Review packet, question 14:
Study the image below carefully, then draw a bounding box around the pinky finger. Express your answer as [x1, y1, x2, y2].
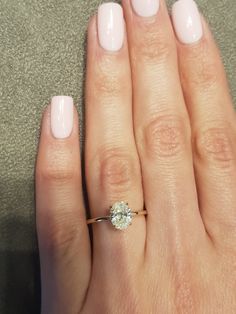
[36, 96, 91, 314]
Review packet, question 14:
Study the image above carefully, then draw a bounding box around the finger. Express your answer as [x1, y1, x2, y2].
[172, 0, 236, 247]
[85, 4, 145, 302]
[36, 96, 90, 314]
[122, 0, 205, 258]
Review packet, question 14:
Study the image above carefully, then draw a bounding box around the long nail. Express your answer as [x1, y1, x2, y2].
[98, 3, 124, 52]
[51, 96, 74, 139]
[132, 0, 160, 17]
[172, 0, 203, 44]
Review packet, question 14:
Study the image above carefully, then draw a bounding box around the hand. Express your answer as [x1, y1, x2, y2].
[36, 1, 236, 313]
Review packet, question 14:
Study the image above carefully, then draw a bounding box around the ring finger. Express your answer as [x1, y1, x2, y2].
[85, 3, 146, 305]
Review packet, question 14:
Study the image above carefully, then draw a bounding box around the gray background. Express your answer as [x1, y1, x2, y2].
[0, 0, 235, 313]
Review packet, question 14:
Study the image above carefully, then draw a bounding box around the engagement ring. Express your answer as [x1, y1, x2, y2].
[87, 201, 147, 230]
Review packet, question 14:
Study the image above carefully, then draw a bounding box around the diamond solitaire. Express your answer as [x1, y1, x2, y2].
[110, 201, 133, 230]
[86, 201, 147, 229]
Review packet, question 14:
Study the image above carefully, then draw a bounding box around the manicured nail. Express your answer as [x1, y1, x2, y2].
[172, 0, 203, 44]
[98, 3, 124, 52]
[131, 0, 160, 17]
[51, 96, 73, 139]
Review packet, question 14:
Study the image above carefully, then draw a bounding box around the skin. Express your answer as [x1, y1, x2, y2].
[36, 0, 236, 313]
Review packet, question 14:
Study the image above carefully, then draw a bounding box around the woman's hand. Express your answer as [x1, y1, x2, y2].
[36, 0, 236, 313]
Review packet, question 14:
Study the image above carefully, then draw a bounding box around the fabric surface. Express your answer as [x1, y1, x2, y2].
[0, 0, 235, 313]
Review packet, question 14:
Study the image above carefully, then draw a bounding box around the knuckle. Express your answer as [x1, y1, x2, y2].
[168, 250, 197, 313]
[134, 33, 173, 63]
[143, 114, 189, 159]
[99, 148, 137, 194]
[182, 42, 218, 90]
[94, 72, 123, 97]
[37, 145, 78, 183]
[171, 264, 196, 313]
[195, 126, 235, 168]
[94, 57, 129, 97]
[193, 62, 217, 90]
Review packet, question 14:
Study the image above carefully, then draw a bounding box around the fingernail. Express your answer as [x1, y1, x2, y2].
[131, 0, 160, 17]
[51, 96, 74, 139]
[172, 0, 203, 44]
[98, 3, 124, 52]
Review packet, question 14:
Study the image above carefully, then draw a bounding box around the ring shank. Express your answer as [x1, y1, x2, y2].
[132, 210, 147, 217]
[87, 216, 110, 225]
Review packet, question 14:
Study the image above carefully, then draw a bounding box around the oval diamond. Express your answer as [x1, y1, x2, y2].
[110, 201, 132, 230]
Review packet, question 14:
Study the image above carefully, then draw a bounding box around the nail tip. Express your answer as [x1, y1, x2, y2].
[51, 95, 73, 104]
[132, 0, 160, 18]
[98, 2, 123, 12]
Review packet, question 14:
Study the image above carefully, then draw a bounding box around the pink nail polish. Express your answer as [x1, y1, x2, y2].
[172, 0, 203, 44]
[132, 0, 160, 17]
[98, 3, 124, 52]
[51, 96, 73, 139]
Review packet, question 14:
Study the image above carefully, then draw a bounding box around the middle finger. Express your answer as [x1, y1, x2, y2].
[122, 0, 206, 260]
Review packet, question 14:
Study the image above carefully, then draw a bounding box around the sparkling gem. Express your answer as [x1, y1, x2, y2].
[110, 201, 133, 230]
